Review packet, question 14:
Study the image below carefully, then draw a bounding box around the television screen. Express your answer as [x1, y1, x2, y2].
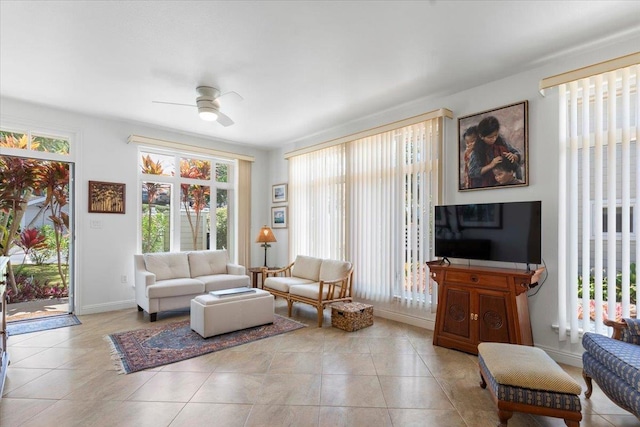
[434, 201, 541, 265]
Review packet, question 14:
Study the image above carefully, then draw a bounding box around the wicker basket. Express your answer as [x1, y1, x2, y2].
[331, 302, 373, 332]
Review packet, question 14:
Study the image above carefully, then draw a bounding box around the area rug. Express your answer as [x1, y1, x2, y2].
[7, 314, 81, 336]
[106, 314, 306, 374]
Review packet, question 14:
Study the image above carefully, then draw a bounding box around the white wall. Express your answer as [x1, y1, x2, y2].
[267, 35, 640, 365]
[1, 98, 271, 314]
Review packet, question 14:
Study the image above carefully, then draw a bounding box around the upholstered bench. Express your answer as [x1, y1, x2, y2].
[190, 288, 274, 338]
[478, 342, 582, 426]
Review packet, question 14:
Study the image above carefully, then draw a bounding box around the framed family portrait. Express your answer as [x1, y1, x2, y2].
[272, 183, 287, 203]
[458, 101, 528, 191]
[271, 206, 288, 229]
[88, 181, 126, 214]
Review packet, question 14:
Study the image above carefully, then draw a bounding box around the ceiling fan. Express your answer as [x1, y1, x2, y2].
[153, 86, 242, 127]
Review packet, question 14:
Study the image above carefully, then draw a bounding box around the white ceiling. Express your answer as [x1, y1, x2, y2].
[1, 1, 639, 149]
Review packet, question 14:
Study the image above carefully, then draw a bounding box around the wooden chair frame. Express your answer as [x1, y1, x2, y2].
[262, 262, 354, 327]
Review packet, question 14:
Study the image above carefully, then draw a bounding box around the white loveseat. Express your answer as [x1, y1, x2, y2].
[262, 255, 353, 327]
[134, 250, 250, 321]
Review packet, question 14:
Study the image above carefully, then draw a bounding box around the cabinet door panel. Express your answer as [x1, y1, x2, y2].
[477, 293, 510, 343]
[442, 288, 470, 339]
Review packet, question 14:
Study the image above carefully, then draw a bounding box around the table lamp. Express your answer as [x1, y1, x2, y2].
[255, 225, 277, 267]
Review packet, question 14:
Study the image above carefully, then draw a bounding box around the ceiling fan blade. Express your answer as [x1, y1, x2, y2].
[217, 91, 243, 103]
[152, 101, 196, 107]
[216, 110, 234, 127]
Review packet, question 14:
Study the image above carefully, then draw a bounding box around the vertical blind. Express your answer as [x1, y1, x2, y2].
[288, 113, 446, 310]
[289, 144, 346, 260]
[557, 64, 639, 342]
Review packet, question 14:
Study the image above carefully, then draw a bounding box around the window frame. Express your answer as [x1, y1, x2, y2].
[137, 146, 236, 255]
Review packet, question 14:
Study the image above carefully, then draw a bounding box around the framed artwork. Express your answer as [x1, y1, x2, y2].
[88, 181, 126, 214]
[272, 183, 287, 203]
[458, 100, 528, 191]
[456, 204, 502, 229]
[271, 206, 288, 229]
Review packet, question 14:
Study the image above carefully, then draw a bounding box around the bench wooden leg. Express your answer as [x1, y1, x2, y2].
[480, 371, 487, 389]
[498, 409, 512, 427]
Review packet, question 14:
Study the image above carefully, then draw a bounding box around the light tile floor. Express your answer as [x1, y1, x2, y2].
[1, 299, 638, 426]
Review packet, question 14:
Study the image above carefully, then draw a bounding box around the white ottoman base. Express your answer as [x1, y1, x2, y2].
[190, 289, 274, 338]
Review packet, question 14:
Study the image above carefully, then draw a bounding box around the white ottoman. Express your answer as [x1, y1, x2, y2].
[190, 288, 274, 338]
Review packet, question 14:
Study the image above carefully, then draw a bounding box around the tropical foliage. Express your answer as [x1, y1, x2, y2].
[578, 263, 637, 305]
[0, 132, 70, 294]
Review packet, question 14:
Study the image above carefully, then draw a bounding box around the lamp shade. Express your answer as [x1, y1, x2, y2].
[255, 225, 277, 243]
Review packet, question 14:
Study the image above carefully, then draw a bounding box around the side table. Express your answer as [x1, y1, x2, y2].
[248, 267, 264, 288]
[248, 267, 281, 289]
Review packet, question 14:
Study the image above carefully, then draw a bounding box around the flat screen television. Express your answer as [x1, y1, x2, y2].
[434, 201, 542, 265]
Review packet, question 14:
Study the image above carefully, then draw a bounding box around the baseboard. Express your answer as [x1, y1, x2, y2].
[77, 299, 137, 315]
[535, 344, 584, 368]
[373, 307, 435, 331]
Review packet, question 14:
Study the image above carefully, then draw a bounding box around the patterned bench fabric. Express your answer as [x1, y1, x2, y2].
[583, 352, 640, 417]
[479, 356, 582, 412]
[582, 332, 640, 394]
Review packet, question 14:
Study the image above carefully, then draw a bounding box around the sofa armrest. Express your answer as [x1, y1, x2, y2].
[318, 273, 353, 301]
[136, 270, 156, 287]
[227, 263, 246, 275]
[134, 254, 156, 287]
[263, 262, 294, 278]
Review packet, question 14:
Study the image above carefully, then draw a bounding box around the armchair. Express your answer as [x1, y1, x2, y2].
[582, 318, 640, 418]
[262, 255, 354, 327]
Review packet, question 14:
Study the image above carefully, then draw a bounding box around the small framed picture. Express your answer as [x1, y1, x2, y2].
[458, 101, 528, 191]
[272, 183, 287, 203]
[88, 181, 126, 214]
[271, 206, 288, 229]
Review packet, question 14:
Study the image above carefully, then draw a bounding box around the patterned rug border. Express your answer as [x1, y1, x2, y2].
[7, 314, 81, 336]
[106, 314, 306, 374]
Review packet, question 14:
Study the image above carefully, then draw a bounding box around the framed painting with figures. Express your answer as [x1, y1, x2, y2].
[458, 101, 528, 191]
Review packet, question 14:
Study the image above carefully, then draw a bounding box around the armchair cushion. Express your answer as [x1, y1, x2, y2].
[622, 318, 640, 345]
[292, 255, 322, 281]
[144, 252, 190, 281]
[188, 250, 228, 277]
[289, 283, 342, 300]
[319, 259, 352, 282]
[264, 276, 315, 293]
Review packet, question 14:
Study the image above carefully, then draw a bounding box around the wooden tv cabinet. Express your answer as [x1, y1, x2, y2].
[428, 262, 544, 355]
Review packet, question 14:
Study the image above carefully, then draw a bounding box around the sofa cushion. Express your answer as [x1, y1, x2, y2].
[319, 259, 352, 282]
[188, 250, 228, 277]
[146, 278, 204, 299]
[264, 276, 315, 293]
[292, 255, 322, 281]
[582, 332, 640, 394]
[144, 252, 191, 281]
[198, 274, 251, 292]
[289, 283, 342, 300]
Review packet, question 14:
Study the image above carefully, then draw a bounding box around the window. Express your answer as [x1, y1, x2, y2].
[138, 149, 235, 254]
[288, 111, 448, 309]
[592, 202, 635, 236]
[555, 62, 638, 341]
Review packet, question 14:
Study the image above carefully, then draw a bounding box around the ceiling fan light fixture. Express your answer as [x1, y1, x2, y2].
[198, 106, 219, 122]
